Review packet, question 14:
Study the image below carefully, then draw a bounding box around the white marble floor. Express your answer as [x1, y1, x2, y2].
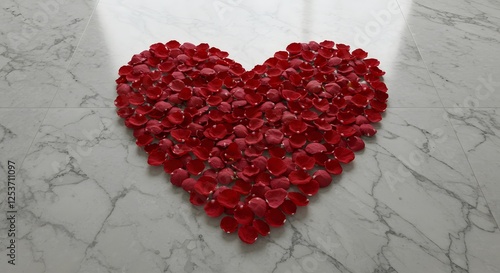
[1, 0, 500, 272]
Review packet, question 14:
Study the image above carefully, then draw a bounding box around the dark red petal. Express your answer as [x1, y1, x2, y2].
[360, 124, 377, 136]
[234, 205, 255, 225]
[347, 136, 365, 151]
[194, 176, 217, 196]
[294, 154, 315, 170]
[297, 179, 320, 196]
[288, 192, 309, 206]
[207, 95, 223, 106]
[192, 146, 210, 160]
[289, 120, 307, 134]
[181, 178, 197, 192]
[170, 129, 191, 142]
[220, 216, 239, 233]
[280, 199, 297, 215]
[204, 199, 224, 217]
[242, 165, 260, 177]
[267, 157, 287, 176]
[351, 94, 368, 107]
[289, 134, 307, 148]
[289, 170, 312, 185]
[313, 170, 332, 188]
[167, 111, 184, 124]
[245, 132, 263, 145]
[286, 42, 302, 54]
[147, 150, 166, 166]
[269, 147, 286, 158]
[270, 177, 290, 190]
[163, 159, 183, 174]
[325, 159, 343, 175]
[324, 130, 341, 144]
[234, 124, 249, 137]
[170, 169, 189, 187]
[252, 219, 271, 236]
[238, 225, 258, 244]
[264, 208, 287, 227]
[216, 168, 234, 185]
[265, 129, 284, 145]
[247, 118, 265, 131]
[264, 188, 288, 209]
[282, 89, 301, 101]
[187, 159, 205, 175]
[189, 191, 207, 206]
[306, 80, 322, 94]
[365, 109, 382, 122]
[170, 79, 185, 92]
[334, 147, 355, 163]
[247, 197, 268, 218]
[245, 93, 263, 106]
[233, 179, 252, 195]
[217, 189, 240, 208]
[128, 115, 148, 126]
[305, 143, 327, 154]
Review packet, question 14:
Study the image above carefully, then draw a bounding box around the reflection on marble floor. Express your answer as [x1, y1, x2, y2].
[0, 0, 500, 272]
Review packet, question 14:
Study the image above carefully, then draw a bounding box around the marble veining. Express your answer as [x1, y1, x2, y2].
[0, 0, 499, 272]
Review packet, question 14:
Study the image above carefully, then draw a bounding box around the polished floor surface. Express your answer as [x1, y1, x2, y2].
[1, 0, 500, 272]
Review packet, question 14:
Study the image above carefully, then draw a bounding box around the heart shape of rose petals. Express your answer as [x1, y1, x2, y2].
[115, 40, 388, 244]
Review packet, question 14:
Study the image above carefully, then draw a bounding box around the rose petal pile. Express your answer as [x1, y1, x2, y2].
[115, 40, 388, 244]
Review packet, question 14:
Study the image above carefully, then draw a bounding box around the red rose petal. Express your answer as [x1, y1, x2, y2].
[170, 169, 189, 187]
[245, 132, 263, 145]
[286, 42, 302, 54]
[267, 157, 287, 176]
[297, 179, 320, 196]
[280, 199, 297, 215]
[238, 225, 258, 244]
[253, 219, 271, 236]
[282, 89, 301, 101]
[204, 199, 224, 217]
[289, 120, 308, 134]
[247, 197, 268, 218]
[347, 136, 365, 151]
[288, 192, 309, 206]
[187, 159, 205, 175]
[220, 216, 239, 233]
[147, 150, 166, 166]
[264, 129, 284, 145]
[233, 179, 252, 195]
[264, 188, 288, 209]
[270, 177, 290, 190]
[313, 170, 332, 188]
[360, 124, 377, 136]
[294, 154, 316, 170]
[171, 129, 191, 142]
[289, 170, 312, 185]
[189, 191, 207, 206]
[163, 159, 183, 174]
[334, 147, 355, 163]
[234, 205, 255, 225]
[194, 176, 217, 196]
[325, 159, 343, 175]
[181, 178, 197, 192]
[289, 134, 307, 148]
[264, 208, 286, 227]
[305, 143, 327, 154]
[217, 189, 240, 208]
